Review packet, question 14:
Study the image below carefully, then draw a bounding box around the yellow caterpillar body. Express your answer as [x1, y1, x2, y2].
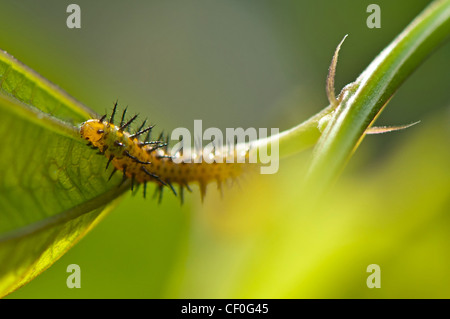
[80, 104, 250, 202]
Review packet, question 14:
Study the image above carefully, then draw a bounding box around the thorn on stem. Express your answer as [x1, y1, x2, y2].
[365, 121, 421, 135]
[326, 34, 348, 108]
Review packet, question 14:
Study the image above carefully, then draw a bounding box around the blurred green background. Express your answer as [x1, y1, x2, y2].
[1, 0, 449, 298]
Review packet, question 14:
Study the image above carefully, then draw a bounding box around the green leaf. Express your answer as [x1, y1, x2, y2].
[0, 93, 128, 297]
[0, 50, 95, 125]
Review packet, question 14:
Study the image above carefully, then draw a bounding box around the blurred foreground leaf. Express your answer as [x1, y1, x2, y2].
[168, 112, 450, 298]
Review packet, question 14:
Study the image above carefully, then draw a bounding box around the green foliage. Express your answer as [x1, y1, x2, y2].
[0, 50, 94, 124]
[0, 58, 128, 297]
[307, 0, 450, 192]
[0, 0, 449, 298]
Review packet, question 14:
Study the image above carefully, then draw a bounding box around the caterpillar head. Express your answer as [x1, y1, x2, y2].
[80, 119, 106, 143]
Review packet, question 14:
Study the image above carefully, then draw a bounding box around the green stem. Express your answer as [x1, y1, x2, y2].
[250, 104, 333, 160]
[306, 0, 450, 191]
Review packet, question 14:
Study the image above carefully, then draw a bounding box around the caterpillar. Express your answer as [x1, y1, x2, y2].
[80, 102, 253, 203]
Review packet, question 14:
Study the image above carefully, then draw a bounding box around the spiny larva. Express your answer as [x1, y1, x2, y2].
[80, 102, 253, 203]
